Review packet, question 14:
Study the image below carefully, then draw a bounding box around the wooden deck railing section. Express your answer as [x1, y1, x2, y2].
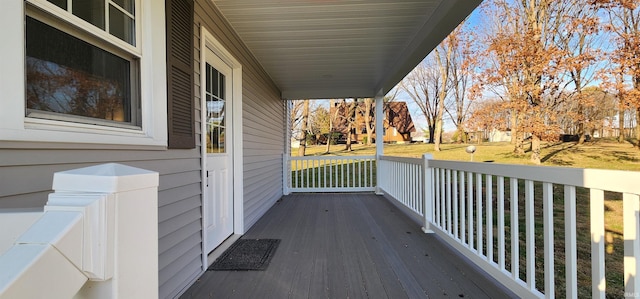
[378, 154, 640, 299]
[0, 164, 158, 299]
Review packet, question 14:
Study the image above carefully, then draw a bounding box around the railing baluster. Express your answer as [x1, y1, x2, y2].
[591, 189, 605, 299]
[468, 172, 474, 250]
[564, 185, 577, 299]
[460, 171, 466, 245]
[542, 182, 554, 298]
[476, 173, 483, 256]
[510, 177, 519, 280]
[486, 174, 493, 263]
[313, 159, 318, 188]
[497, 176, 505, 270]
[451, 170, 460, 240]
[453, 170, 459, 239]
[351, 159, 355, 188]
[624, 192, 640, 297]
[442, 169, 447, 229]
[447, 169, 452, 234]
[525, 180, 535, 290]
[434, 167, 440, 227]
[306, 159, 310, 188]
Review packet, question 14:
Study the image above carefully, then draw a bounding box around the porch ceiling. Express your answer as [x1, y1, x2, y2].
[212, 0, 482, 100]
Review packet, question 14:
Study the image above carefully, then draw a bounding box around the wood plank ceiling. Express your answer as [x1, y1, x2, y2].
[212, 0, 482, 99]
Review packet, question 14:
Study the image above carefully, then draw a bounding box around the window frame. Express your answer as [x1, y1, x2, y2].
[0, 0, 168, 148]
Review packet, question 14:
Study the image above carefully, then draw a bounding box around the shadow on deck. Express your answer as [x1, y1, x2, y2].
[181, 193, 513, 298]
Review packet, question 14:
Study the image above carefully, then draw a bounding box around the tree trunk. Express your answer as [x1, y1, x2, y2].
[531, 134, 541, 164]
[510, 112, 518, 145]
[428, 125, 435, 144]
[511, 112, 525, 155]
[619, 105, 626, 143]
[577, 100, 586, 144]
[325, 100, 337, 154]
[636, 107, 640, 149]
[434, 114, 444, 151]
[577, 121, 586, 144]
[364, 98, 373, 145]
[346, 123, 353, 151]
[298, 100, 309, 156]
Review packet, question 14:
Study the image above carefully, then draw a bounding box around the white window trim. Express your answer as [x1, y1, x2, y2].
[0, 0, 167, 147]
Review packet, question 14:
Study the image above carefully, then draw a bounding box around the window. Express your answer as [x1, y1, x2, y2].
[205, 64, 226, 153]
[0, 0, 166, 146]
[25, 1, 140, 129]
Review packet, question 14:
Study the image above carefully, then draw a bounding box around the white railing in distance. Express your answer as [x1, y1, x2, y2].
[288, 155, 376, 192]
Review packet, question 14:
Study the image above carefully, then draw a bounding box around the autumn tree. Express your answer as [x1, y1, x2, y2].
[445, 29, 476, 144]
[553, 1, 602, 144]
[596, 0, 640, 148]
[467, 99, 511, 138]
[401, 56, 445, 144]
[479, 0, 577, 164]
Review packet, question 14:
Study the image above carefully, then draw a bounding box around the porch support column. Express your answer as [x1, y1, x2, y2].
[375, 92, 384, 195]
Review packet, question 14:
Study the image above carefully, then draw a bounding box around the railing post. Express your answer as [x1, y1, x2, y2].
[375, 93, 384, 195]
[283, 152, 290, 195]
[422, 154, 434, 233]
[53, 163, 159, 299]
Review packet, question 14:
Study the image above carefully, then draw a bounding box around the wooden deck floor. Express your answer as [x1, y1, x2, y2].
[181, 193, 513, 299]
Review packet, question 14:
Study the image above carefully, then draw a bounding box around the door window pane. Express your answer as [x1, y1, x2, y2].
[206, 63, 226, 153]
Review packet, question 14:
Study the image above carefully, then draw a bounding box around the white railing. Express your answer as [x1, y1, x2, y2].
[285, 154, 376, 193]
[0, 163, 159, 299]
[378, 155, 426, 224]
[378, 154, 640, 299]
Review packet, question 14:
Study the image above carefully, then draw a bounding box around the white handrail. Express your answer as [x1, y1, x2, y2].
[379, 155, 640, 298]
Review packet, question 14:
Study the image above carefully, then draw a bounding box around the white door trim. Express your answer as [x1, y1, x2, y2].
[200, 26, 244, 269]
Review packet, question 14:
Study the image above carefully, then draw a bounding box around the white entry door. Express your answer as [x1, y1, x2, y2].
[203, 48, 234, 253]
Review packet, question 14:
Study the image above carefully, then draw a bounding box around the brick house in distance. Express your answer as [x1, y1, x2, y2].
[331, 101, 416, 144]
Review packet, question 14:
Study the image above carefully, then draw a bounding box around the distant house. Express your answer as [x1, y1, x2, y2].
[330, 101, 416, 144]
[488, 129, 512, 142]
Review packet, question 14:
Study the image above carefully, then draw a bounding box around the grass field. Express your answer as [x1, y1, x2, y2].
[297, 138, 640, 171]
[293, 138, 640, 297]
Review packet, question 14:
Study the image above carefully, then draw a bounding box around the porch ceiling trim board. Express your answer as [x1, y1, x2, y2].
[212, 0, 483, 99]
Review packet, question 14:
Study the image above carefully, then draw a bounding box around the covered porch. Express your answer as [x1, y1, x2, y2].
[181, 193, 512, 298]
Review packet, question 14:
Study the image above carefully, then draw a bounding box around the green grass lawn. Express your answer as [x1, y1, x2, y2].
[297, 138, 640, 171]
[294, 138, 640, 297]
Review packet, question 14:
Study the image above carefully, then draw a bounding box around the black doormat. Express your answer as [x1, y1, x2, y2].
[208, 239, 280, 271]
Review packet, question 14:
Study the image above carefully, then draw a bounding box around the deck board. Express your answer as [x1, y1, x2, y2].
[181, 193, 513, 299]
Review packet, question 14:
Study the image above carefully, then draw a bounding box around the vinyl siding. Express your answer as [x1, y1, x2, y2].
[0, 2, 285, 299]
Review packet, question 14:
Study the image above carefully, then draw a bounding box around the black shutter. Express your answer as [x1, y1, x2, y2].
[166, 0, 195, 149]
